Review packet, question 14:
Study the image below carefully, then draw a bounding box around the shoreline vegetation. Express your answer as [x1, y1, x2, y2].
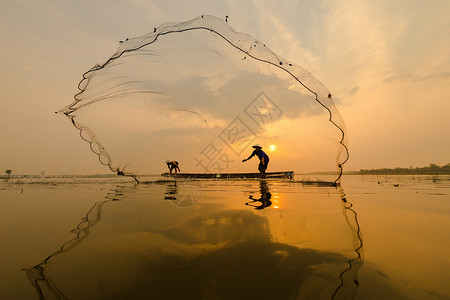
[0, 174, 127, 179]
[305, 163, 450, 175]
[2, 163, 449, 179]
[347, 163, 450, 175]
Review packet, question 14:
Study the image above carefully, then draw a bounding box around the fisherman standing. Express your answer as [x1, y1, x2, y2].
[242, 144, 269, 178]
[166, 160, 180, 175]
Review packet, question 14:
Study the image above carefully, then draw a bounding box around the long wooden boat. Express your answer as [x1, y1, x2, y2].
[161, 171, 294, 179]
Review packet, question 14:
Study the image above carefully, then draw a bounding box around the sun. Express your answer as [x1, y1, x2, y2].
[269, 145, 276, 151]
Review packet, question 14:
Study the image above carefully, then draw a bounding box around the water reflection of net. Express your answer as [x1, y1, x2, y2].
[331, 189, 364, 299]
[24, 186, 130, 299]
[25, 181, 362, 299]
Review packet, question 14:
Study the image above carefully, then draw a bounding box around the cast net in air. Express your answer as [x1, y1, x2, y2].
[60, 15, 348, 183]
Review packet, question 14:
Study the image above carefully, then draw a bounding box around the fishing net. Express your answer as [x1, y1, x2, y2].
[60, 15, 348, 183]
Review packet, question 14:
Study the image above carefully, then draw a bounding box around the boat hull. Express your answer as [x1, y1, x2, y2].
[161, 171, 294, 179]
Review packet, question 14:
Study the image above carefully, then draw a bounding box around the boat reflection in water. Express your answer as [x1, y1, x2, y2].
[25, 180, 363, 299]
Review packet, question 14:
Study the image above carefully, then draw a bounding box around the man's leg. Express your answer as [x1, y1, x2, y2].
[262, 161, 269, 178]
[258, 163, 266, 178]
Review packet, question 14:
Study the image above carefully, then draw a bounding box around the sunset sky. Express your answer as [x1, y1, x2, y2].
[1, 0, 449, 175]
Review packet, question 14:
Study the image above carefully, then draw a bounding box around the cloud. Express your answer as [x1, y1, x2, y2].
[349, 86, 359, 96]
[383, 72, 450, 83]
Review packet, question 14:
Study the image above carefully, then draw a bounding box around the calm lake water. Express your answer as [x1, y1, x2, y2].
[0, 175, 449, 299]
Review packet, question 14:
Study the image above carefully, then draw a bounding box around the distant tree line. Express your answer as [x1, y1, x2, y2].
[348, 163, 450, 175]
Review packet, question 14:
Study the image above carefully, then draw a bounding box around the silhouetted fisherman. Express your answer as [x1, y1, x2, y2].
[242, 144, 269, 178]
[166, 160, 180, 175]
